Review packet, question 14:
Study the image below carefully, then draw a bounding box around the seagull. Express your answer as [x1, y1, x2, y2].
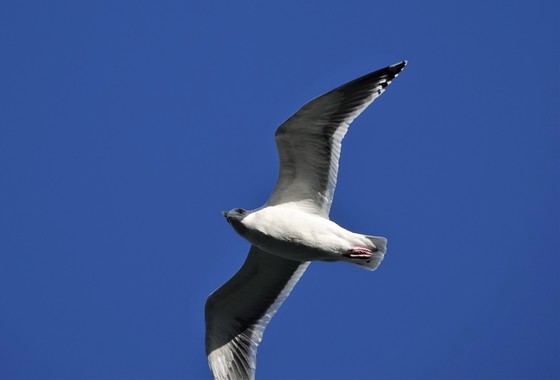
[205, 61, 407, 379]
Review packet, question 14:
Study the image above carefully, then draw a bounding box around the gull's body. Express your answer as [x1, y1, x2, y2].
[205, 61, 407, 379]
[233, 204, 384, 264]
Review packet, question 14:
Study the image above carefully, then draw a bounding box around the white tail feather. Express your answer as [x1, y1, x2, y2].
[348, 235, 387, 271]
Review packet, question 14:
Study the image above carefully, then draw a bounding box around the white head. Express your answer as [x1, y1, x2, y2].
[222, 208, 249, 235]
[222, 208, 248, 221]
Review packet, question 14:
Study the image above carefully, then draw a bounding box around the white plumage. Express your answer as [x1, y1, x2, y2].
[205, 61, 407, 379]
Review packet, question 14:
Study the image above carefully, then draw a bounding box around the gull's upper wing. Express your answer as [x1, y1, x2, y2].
[205, 246, 309, 380]
[267, 61, 407, 216]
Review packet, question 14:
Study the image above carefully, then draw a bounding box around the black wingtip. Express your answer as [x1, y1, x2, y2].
[390, 60, 408, 72]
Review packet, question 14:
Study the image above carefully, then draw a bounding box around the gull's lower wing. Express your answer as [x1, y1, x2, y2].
[205, 246, 309, 380]
[267, 61, 407, 216]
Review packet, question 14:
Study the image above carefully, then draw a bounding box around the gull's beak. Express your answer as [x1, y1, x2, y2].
[222, 211, 231, 224]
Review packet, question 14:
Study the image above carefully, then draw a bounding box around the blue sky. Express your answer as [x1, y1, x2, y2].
[0, 1, 558, 379]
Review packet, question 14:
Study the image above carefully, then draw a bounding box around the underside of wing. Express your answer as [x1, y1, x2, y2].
[267, 61, 407, 216]
[205, 246, 309, 380]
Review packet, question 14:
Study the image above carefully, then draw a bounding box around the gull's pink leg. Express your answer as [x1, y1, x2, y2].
[344, 247, 373, 259]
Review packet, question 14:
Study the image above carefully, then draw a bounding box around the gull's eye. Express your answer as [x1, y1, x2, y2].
[235, 208, 244, 214]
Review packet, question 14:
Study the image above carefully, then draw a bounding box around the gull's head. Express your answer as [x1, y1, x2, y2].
[222, 208, 249, 236]
[222, 208, 248, 224]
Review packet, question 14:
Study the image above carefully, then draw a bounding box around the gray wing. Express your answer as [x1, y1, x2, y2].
[205, 246, 309, 380]
[267, 61, 407, 216]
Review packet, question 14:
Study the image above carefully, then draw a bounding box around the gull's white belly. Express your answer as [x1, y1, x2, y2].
[240, 205, 370, 262]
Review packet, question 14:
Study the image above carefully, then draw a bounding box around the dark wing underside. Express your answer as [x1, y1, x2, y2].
[267, 61, 407, 216]
[205, 246, 309, 380]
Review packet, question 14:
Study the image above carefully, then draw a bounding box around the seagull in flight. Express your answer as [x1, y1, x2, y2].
[205, 61, 407, 379]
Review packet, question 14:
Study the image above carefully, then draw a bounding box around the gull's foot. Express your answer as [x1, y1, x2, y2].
[344, 247, 373, 259]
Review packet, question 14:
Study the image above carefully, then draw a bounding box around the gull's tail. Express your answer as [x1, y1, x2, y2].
[350, 235, 387, 271]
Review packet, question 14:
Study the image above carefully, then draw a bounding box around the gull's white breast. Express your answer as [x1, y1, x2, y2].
[241, 204, 372, 261]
